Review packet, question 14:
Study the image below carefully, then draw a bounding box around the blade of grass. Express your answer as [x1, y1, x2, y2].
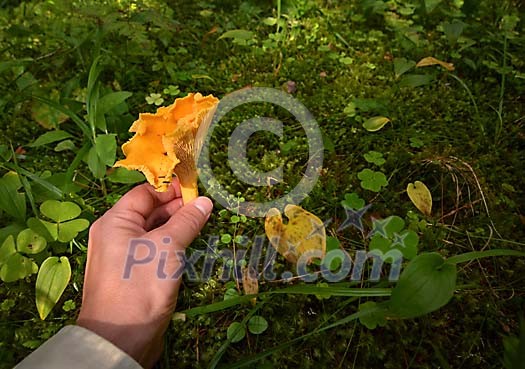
[183, 285, 391, 317]
[446, 249, 525, 265]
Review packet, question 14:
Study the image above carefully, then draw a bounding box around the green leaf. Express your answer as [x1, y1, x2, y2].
[393, 58, 416, 77]
[87, 146, 106, 179]
[27, 218, 58, 242]
[358, 301, 387, 329]
[227, 322, 246, 343]
[389, 253, 456, 318]
[95, 134, 117, 166]
[442, 21, 466, 45]
[0, 144, 12, 161]
[0, 171, 26, 221]
[362, 116, 390, 132]
[107, 167, 145, 184]
[399, 74, 434, 88]
[16, 228, 47, 254]
[407, 181, 432, 216]
[424, 0, 442, 12]
[36, 256, 71, 320]
[364, 151, 385, 166]
[29, 130, 73, 147]
[219, 29, 255, 41]
[0, 253, 37, 282]
[41, 200, 81, 223]
[98, 91, 132, 115]
[341, 193, 365, 210]
[57, 219, 90, 242]
[54, 139, 76, 152]
[446, 249, 525, 265]
[0, 236, 17, 265]
[248, 316, 268, 334]
[357, 169, 388, 192]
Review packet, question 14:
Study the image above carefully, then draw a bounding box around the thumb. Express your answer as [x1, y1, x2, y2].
[151, 196, 213, 249]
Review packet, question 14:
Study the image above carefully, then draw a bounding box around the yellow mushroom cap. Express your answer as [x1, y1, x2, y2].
[114, 93, 219, 192]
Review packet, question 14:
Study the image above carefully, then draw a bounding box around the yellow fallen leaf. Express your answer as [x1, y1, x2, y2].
[407, 181, 432, 216]
[416, 56, 455, 71]
[264, 205, 326, 264]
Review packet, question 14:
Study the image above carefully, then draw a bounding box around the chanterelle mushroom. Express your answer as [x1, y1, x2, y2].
[115, 93, 219, 203]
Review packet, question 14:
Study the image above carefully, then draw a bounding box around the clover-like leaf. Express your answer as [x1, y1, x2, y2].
[17, 228, 47, 254]
[364, 151, 385, 166]
[369, 216, 419, 260]
[358, 169, 388, 192]
[265, 205, 326, 264]
[41, 200, 82, 223]
[57, 219, 90, 243]
[0, 253, 37, 283]
[36, 256, 71, 320]
[145, 93, 164, 106]
[341, 192, 365, 210]
[358, 301, 388, 329]
[27, 218, 58, 242]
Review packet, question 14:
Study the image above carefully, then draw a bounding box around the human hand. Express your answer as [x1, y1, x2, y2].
[77, 180, 213, 368]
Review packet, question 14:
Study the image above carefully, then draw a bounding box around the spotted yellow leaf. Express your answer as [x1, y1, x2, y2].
[407, 181, 432, 216]
[264, 205, 326, 264]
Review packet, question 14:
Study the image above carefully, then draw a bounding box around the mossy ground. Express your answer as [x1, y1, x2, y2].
[1, 0, 524, 368]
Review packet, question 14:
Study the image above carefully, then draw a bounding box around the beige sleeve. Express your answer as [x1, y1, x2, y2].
[14, 325, 142, 369]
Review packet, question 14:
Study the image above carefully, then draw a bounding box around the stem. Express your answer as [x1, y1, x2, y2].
[177, 171, 199, 204]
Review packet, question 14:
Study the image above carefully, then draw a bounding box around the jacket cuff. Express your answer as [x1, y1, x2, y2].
[15, 325, 142, 369]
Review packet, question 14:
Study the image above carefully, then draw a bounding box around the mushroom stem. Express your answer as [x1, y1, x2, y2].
[179, 176, 198, 204]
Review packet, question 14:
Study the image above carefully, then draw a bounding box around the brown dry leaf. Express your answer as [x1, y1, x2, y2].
[416, 56, 455, 71]
[242, 266, 258, 305]
[264, 205, 326, 264]
[114, 93, 218, 199]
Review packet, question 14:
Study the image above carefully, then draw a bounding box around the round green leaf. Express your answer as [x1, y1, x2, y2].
[389, 253, 456, 318]
[221, 234, 232, 244]
[227, 322, 246, 343]
[363, 116, 390, 132]
[16, 228, 47, 254]
[41, 200, 81, 222]
[248, 316, 268, 335]
[36, 256, 71, 320]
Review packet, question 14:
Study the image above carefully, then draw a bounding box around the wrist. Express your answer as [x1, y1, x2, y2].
[76, 316, 156, 365]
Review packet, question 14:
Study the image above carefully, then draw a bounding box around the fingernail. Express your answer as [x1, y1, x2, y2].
[194, 197, 213, 216]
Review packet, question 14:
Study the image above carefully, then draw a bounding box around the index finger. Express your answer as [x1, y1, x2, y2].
[110, 177, 182, 221]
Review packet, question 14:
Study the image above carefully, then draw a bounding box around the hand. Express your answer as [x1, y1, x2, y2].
[77, 180, 213, 368]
